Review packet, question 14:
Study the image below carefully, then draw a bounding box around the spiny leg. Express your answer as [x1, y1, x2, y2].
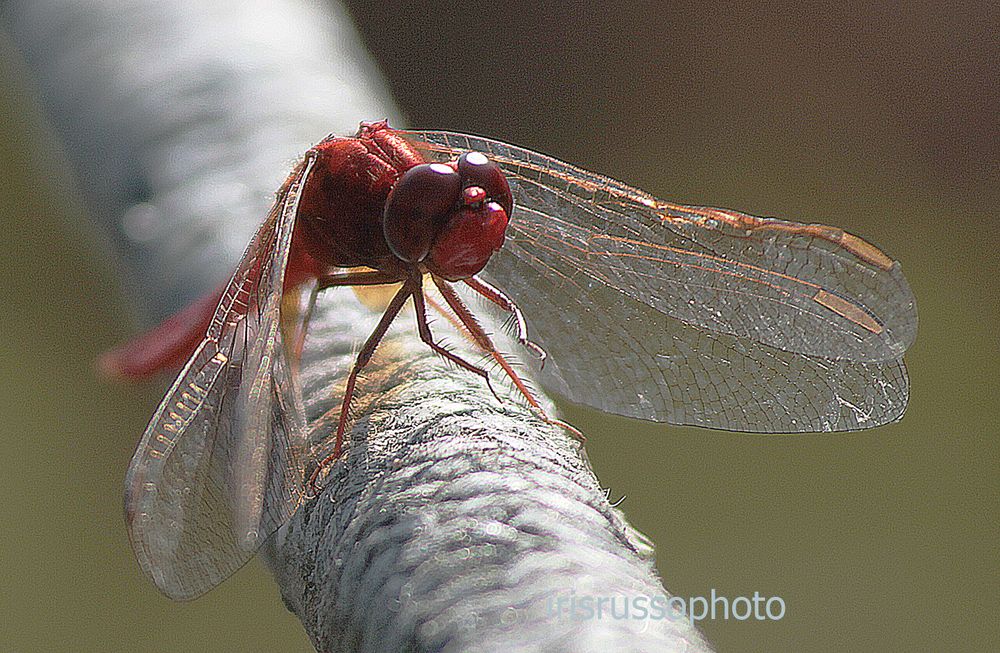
[411, 285, 499, 401]
[316, 268, 406, 291]
[306, 279, 414, 493]
[293, 268, 405, 365]
[422, 294, 523, 408]
[464, 274, 547, 366]
[425, 293, 470, 337]
[290, 280, 320, 366]
[432, 275, 584, 442]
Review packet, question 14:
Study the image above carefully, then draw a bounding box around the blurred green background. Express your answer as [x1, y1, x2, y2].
[1, 1, 996, 651]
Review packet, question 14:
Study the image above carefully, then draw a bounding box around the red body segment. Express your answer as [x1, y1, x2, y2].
[294, 128, 408, 272]
[102, 121, 514, 381]
[98, 284, 221, 381]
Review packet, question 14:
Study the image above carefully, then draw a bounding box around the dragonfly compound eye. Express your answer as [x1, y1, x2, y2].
[383, 163, 463, 263]
[458, 152, 513, 217]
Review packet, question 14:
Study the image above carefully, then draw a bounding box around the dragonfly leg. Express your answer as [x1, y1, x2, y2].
[464, 274, 547, 368]
[306, 278, 413, 494]
[294, 268, 405, 369]
[290, 280, 320, 366]
[411, 286, 499, 402]
[432, 275, 584, 443]
[315, 268, 405, 291]
[291, 269, 404, 378]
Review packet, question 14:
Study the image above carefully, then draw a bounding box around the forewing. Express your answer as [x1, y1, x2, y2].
[403, 130, 916, 431]
[124, 157, 314, 599]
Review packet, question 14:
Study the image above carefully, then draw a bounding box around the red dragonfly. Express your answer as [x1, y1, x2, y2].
[106, 121, 916, 600]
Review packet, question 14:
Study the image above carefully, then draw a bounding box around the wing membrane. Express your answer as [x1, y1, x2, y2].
[403, 130, 916, 431]
[124, 157, 314, 599]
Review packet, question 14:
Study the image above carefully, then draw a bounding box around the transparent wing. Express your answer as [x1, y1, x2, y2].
[124, 157, 315, 600]
[403, 130, 917, 431]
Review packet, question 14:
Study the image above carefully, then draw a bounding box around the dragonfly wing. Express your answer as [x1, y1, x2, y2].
[475, 251, 909, 431]
[124, 158, 314, 599]
[403, 130, 915, 431]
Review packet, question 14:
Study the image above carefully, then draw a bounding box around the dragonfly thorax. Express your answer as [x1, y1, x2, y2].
[296, 122, 512, 281]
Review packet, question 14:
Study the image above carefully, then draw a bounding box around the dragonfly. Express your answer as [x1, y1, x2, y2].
[105, 121, 917, 600]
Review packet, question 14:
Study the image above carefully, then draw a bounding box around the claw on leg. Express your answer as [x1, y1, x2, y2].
[465, 275, 548, 368]
[432, 274, 583, 442]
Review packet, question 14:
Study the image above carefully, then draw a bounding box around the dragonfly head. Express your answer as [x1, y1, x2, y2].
[383, 151, 512, 281]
